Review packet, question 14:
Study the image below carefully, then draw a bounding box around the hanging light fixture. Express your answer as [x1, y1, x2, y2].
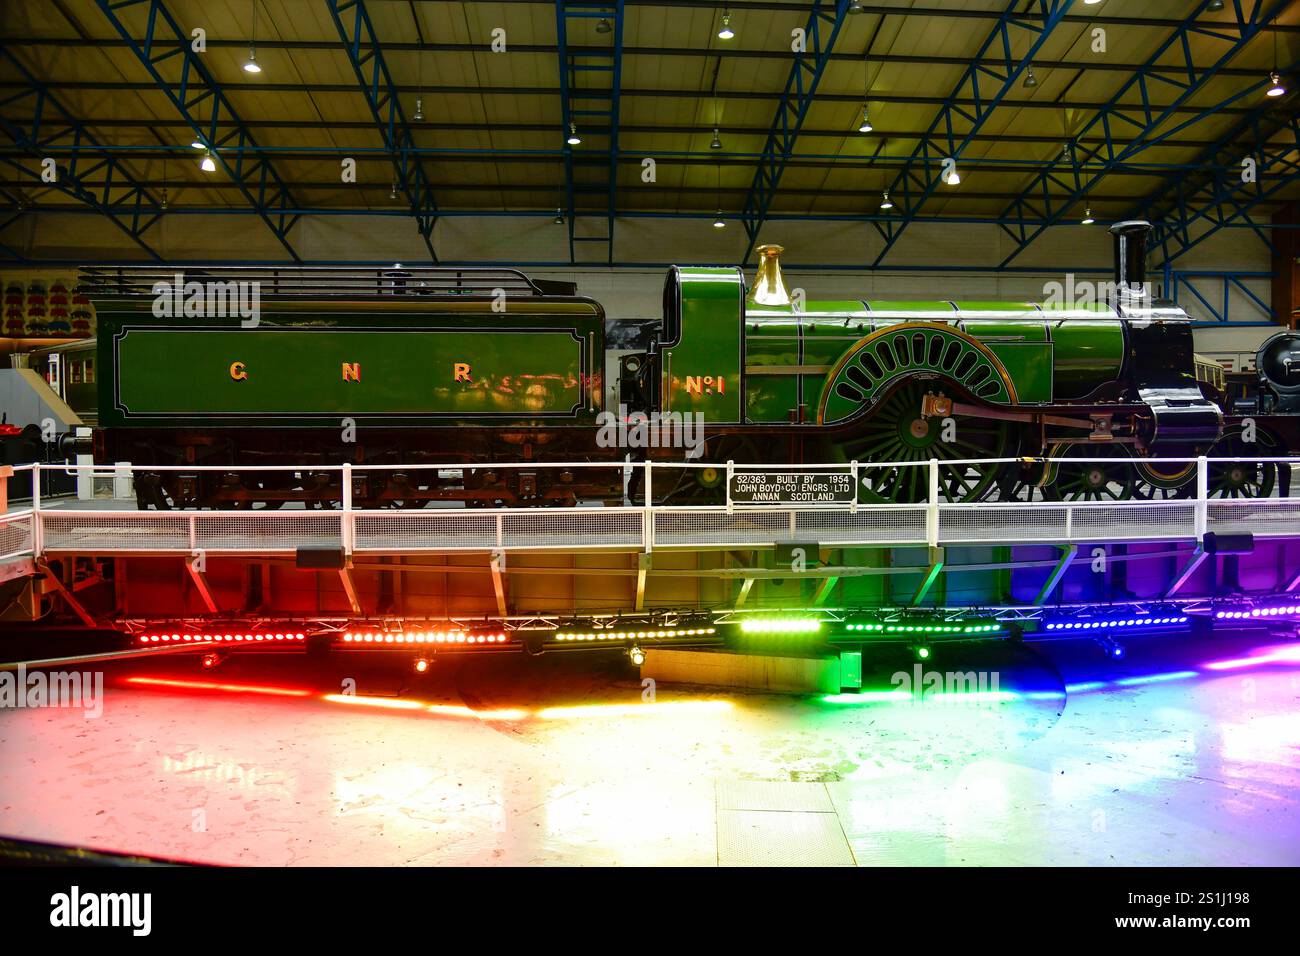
[243, 0, 262, 73]
[554, 207, 564, 224]
[160, 188, 168, 211]
[566, 122, 581, 145]
[710, 128, 722, 149]
[849, 1, 865, 12]
[718, 9, 735, 40]
[1206, 0, 1224, 9]
[880, 190, 893, 210]
[190, 139, 205, 150]
[944, 164, 961, 186]
[390, 180, 398, 200]
[713, 210, 726, 229]
[858, 106, 872, 133]
[1267, 71, 1286, 97]
[596, 17, 612, 34]
[413, 96, 424, 121]
[1081, 204, 1095, 225]
[199, 149, 216, 173]
[1023, 66, 1037, 88]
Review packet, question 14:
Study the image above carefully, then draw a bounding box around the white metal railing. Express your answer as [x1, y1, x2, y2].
[2, 456, 1299, 559]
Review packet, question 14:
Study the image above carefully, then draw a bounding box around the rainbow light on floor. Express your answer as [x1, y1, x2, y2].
[139, 632, 306, 644]
[1214, 604, 1300, 620]
[821, 689, 1020, 705]
[739, 617, 821, 635]
[1202, 645, 1300, 670]
[124, 677, 312, 697]
[1043, 615, 1187, 631]
[342, 631, 509, 645]
[322, 693, 427, 710]
[554, 627, 716, 642]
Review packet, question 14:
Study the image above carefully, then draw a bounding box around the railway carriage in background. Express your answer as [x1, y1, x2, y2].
[70, 220, 1299, 509]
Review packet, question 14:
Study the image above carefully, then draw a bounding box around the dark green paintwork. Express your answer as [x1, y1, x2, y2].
[97, 304, 602, 428]
[664, 268, 744, 423]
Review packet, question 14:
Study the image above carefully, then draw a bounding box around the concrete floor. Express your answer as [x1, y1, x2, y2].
[0, 633, 1297, 866]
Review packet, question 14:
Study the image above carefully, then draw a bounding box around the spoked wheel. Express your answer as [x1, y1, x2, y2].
[652, 435, 762, 506]
[1208, 427, 1278, 498]
[1044, 443, 1135, 502]
[821, 379, 1012, 504]
[1132, 458, 1196, 501]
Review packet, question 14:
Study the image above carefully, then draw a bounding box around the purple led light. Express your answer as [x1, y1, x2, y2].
[1044, 615, 1188, 632]
[1214, 604, 1300, 620]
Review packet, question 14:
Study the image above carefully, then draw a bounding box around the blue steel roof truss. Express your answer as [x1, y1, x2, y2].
[94, 0, 303, 261]
[0, 44, 163, 260]
[327, 0, 439, 262]
[555, 1, 624, 265]
[995, 0, 1293, 267]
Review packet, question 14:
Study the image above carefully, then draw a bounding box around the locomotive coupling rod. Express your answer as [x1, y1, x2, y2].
[945, 400, 1119, 432]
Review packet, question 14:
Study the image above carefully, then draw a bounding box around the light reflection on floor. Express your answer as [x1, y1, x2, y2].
[0, 632, 1297, 865]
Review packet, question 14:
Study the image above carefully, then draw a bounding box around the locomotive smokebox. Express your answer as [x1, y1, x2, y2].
[1109, 219, 1152, 305]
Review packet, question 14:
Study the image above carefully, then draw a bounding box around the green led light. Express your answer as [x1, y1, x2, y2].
[740, 617, 822, 635]
[916, 646, 931, 660]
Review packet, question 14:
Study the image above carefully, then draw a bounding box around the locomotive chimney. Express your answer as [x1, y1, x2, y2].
[1110, 220, 1151, 307]
[748, 243, 792, 307]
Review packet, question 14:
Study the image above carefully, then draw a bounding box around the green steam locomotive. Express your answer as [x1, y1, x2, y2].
[81, 221, 1285, 509]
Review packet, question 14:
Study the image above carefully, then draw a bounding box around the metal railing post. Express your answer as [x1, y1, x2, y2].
[644, 460, 654, 554]
[726, 459, 734, 515]
[31, 464, 42, 557]
[341, 463, 354, 555]
[850, 460, 858, 513]
[1195, 454, 1209, 539]
[927, 458, 939, 548]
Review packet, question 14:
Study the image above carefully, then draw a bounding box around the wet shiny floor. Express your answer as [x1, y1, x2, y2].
[1, 634, 1297, 865]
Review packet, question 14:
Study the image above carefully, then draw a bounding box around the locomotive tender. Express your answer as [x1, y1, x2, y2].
[79, 221, 1290, 509]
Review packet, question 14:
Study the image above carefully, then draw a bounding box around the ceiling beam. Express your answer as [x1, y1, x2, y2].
[0, 44, 163, 260]
[326, 0, 438, 261]
[739, 0, 854, 259]
[1138, 104, 1300, 266]
[995, 0, 1291, 267]
[0, 35, 1281, 79]
[0, 79, 1271, 120]
[93, 0, 303, 261]
[871, 0, 1074, 267]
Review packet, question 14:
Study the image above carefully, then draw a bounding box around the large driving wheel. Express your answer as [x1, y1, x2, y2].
[822, 379, 1012, 504]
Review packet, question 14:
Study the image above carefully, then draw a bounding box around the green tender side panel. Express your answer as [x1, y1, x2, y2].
[104, 318, 594, 425]
[665, 267, 743, 423]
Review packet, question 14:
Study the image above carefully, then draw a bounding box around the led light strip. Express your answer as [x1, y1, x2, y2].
[738, 618, 821, 634]
[1044, 616, 1187, 631]
[139, 632, 306, 644]
[554, 627, 716, 642]
[343, 632, 509, 645]
[844, 622, 1002, 634]
[1214, 605, 1300, 620]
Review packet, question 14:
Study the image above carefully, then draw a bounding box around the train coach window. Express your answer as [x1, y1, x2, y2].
[69, 360, 82, 384]
[84, 358, 94, 383]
